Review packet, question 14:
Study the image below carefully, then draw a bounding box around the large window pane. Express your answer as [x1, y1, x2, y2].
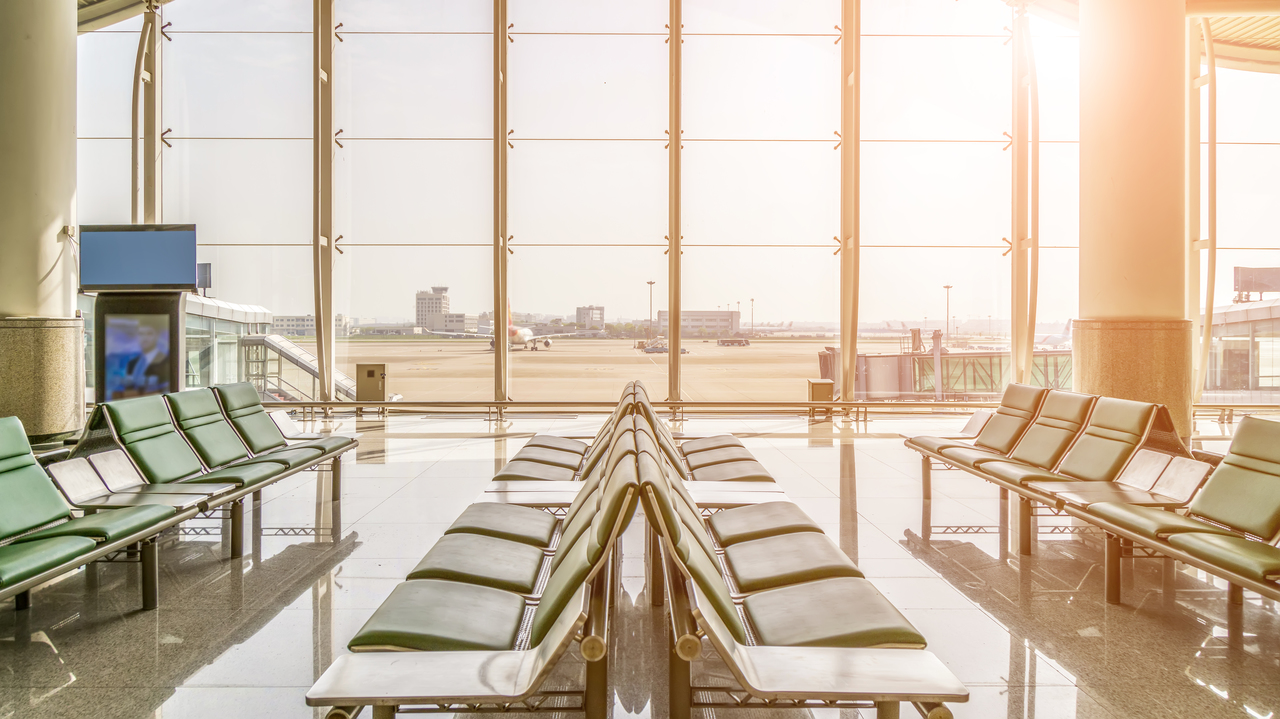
[336, 140, 491, 244]
[78, 32, 139, 138]
[684, 0, 838, 34]
[863, 0, 1007, 36]
[164, 0, 310, 32]
[164, 140, 312, 246]
[860, 247, 1010, 333]
[508, 247, 667, 401]
[510, 0, 665, 32]
[337, 0, 490, 33]
[77, 140, 132, 224]
[197, 246, 313, 314]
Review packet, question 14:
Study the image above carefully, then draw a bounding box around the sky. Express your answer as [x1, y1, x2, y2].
[76, 0, 1280, 325]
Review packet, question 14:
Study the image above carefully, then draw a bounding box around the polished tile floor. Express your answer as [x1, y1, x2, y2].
[1, 412, 1276, 719]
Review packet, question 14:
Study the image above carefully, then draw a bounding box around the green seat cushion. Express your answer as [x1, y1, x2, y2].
[1167, 533, 1280, 583]
[1086, 502, 1235, 540]
[407, 533, 545, 594]
[494, 460, 576, 482]
[1054, 397, 1155, 482]
[0, 536, 99, 588]
[214, 383, 290, 454]
[347, 579, 526, 652]
[905, 436, 972, 455]
[724, 532, 863, 593]
[745, 577, 926, 648]
[241, 446, 325, 470]
[19, 504, 176, 543]
[1182, 417, 1280, 538]
[510, 446, 583, 471]
[685, 447, 757, 471]
[1003, 390, 1095, 470]
[708, 501, 822, 547]
[289, 436, 357, 454]
[691, 460, 775, 483]
[1051, 488, 1184, 509]
[680, 435, 744, 456]
[0, 417, 75, 539]
[981, 461, 1066, 486]
[445, 502, 558, 548]
[524, 435, 588, 455]
[971, 384, 1048, 454]
[183, 462, 284, 487]
[104, 396, 206, 483]
[937, 446, 1009, 469]
[165, 389, 252, 468]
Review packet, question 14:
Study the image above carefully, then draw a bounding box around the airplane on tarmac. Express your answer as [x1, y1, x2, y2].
[1034, 324, 1072, 348]
[427, 308, 577, 351]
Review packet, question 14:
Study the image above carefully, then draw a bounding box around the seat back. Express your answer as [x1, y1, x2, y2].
[0, 417, 72, 541]
[1188, 416, 1280, 539]
[166, 388, 253, 469]
[47, 458, 111, 504]
[89, 449, 146, 491]
[1053, 397, 1156, 481]
[103, 396, 206, 483]
[1004, 390, 1095, 469]
[1114, 449, 1173, 491]
[972, 384, 1048, 454]
[213, 383, 288, 454]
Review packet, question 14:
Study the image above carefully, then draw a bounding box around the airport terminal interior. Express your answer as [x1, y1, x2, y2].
[3, 1, 1280, 718]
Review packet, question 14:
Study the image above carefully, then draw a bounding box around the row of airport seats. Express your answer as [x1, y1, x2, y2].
[905, 384, 1280, 605]
[0, 382, 357, 613]
[308, 381, 967, 719]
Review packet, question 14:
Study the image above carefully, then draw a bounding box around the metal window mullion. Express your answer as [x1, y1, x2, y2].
[130, 15, 153, 223]
[668, 0, 683, 403]
[1010, 6, 1030, 385]
[839, 0, 861, 402]
[1187, 20, 1203, 389]
[143, 5, 162, 222]
[1194, 19, 1219, 402]
[494, 0, 510, 402]
[312, 0, 336, 403]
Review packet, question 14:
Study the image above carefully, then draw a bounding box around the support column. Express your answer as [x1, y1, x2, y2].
[667, 0, 683, 402]
[838, 0, 861, 401]
[312, 0, 336, 403]
[0, 0, 83, 441]
[493, 0, 510, 402]
[1075, 0, 1192, 436]
[132, 4, 163, 224]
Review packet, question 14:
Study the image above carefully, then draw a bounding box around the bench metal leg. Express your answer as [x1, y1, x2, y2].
[252, 490, 262, 505]
[371, 706, 396, 719]
[875, 700, 900, 718]
[1105, 533, 1121, 604]
[585, 652, 608, 719]
[141, 539, 159, 610]
[921, 455, 932, 500]
[230, 499, 245, 558]
[648, 525, 665, 607]
[1229, 583, 1244, 605]
[14, 590, 31, 611]
[1018, 497, 1033, 556]
[669, 629, 691, 719]
[332, 456, 343, 497]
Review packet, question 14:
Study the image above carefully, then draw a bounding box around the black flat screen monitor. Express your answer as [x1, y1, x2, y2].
[101, 314, 173, 401]
[80, 224, 197, 292]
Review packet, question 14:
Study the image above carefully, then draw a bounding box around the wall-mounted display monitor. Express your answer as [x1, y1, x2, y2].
[79, 224, 197, 292]
[101, 314, 172, 401]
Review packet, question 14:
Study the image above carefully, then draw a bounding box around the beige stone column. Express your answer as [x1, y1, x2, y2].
[0, 0, 84, 440]
[1075, 0, 1192, 436]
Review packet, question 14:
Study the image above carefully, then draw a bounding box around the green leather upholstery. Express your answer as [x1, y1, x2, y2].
[1086, 502, 1234, 540]
[407, 534, 545, 594]
[347, 579, 526, 652]
[972, 384, 1048, 453]
[523, 435, 588, 456]
[685, 446, 757, 471]
[936, 446, 1007, 469]
[708, 501, 823, 546]
[0, 536, 98, 588]
[493, 460, 576, 482]
[185, 462, 283, 487]
[905, 435, 972, 455]
[1167, 533, 1280, 582]
[723, 532, 864, 593]
[1183, 416, 1280, 539]
[1054, 397, 1155, 482]
[745, 577, 926, 648]
[691, 460, 774, 482]
[671, 528, 750, 644]
[981, 461, 1067, 486]
[444, 502, 558, 548]
[1003, 390, 1095, 469]
[290, 436, 357, 454]
[232, 447, 323, 470]
[19, 504, 175, 543]
[214, 383, 289, 454]
[0, 417, 76, 539]
[1049, 487, 1185, 509]
[104, 396, 205, 483]
[527, 530, 596, 648]
[509, 445, 583, 470]
[680, 435, 744, 456]
[165, 389, 253, 468]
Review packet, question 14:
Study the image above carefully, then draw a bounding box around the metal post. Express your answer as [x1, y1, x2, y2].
[943, 285, 951, 342]
[839, 0, 861, 402]
[1187, 20, 1202, 395]
[1018, 496, 1032, 556]
[230, 498, 244, 558]
[312, 0, 337, 403]
[493, 0, 510, 402]
[920, 454, 931, 500]
[141, 538, 159, 610]
[648, 524, 665, 607]
[1194, 19, 1218, 402]
[1105, 533, 1121, 604]
[331, 455, 342, 497]
[667, 0, 683, 402]
[1009, 5, 1030, 385]
[647, 280, 655, 341]
[131, 3, 162, 223]
[15, 590, 31, 611]
[669, 626, 692, 719]
[874, 701, 900, 719]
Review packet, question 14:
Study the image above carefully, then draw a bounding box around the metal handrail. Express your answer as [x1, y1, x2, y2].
[259, 399, 1280, 413]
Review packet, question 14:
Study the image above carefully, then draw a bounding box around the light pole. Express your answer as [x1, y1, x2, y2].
[647, 280, 656, 341]
[750, 298, 754, 337]
[942, 285, 953, 343]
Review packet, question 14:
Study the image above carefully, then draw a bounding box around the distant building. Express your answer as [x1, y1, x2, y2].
[576, 305, 605, 329]
[438, 313, 479, 333]
[272, 314, 351, 337]
[657, 310, 740, 335]
[415, 287, 451, 327]
[353, 322, 423, 336]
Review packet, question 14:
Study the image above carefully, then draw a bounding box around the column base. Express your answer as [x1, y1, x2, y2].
[1072, 319, 1192, 438]
[0, 317, 84, 442]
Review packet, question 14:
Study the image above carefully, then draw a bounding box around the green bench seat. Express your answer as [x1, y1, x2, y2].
[213, 383, 354, 458]
[167, 388, 327, 471]
[444, 502, 558, 548]
[707, 501, 823, 547]
[185, 462, 285, 487]
[1167, 533, 1280, 583]
[508, 445, 583, 471]
[408, 533, 545, 594]
[0, 537, 99, 589]
[522, 435, 588, 456]
[679, 435, 744, 456]
[723, 531, 864, 593]
[494, 460, 576, 482]
[19, 504, 176, 543]
[938, 389, 1094, 471]
[906, 383, 1048, 457]
[690, 460, 774, 482]
[685, 446, 757, 471]
[744, 577, 926, 648]
[348, 579, 527, 652]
